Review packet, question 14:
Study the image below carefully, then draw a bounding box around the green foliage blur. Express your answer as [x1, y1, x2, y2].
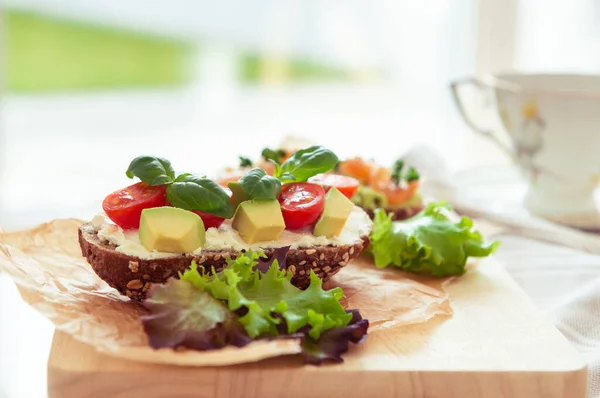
[6, 9, 192, 92]
[5, 9, 363, 93]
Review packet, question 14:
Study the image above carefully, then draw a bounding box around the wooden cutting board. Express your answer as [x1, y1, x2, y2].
[47, 258, 587, 398]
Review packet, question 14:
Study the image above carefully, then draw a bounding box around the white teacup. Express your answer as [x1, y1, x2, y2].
[451, 73, 600, 223]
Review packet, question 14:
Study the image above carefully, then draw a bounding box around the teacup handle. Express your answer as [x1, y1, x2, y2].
[450, 77, 513, 157]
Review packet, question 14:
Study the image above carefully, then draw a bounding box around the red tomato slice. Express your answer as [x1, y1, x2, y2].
[174, 188, 231, 230]
[180, 188, 231, 229]
[162, 205, 227, 230]
[192, 211, 225, 229]
[278, 183, 326, 230]
[102, 182, 167, 229]
[308, 173, 360, 199]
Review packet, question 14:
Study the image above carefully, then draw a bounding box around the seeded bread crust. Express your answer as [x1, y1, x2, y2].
[363, 205, 423, 221]
[78, 223, 370, 301]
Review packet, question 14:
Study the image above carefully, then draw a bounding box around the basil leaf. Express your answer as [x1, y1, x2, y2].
[261, 147, 286, 163]
[126, 156, 175, 186]
[271, 161, 283, 179]
[391, 159, 405, 186]
[405, 167, 420, 182]
[175, 173, 193, 181]
[280, 146, 338, 182]
[280, 172, 296, 183]
[239, 156, 253, 168]
[166, 175, 234, 218]
[391, 158, 420, 185]
[239, 168, 282, 200]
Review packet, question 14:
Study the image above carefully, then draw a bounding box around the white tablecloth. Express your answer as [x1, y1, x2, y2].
[496, 235, 600, 397]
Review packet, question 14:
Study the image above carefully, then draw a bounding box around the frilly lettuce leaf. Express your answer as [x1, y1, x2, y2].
[180, 248, 352, 340]
[370, 202, 500, 277]
[140, 278, 251, 350]
[141, 248, 368, 364]
[300, 309, 369, 365]
[255, 245, 290, 272]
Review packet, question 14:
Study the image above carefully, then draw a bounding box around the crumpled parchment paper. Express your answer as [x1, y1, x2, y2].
[0, 219, 452, 366]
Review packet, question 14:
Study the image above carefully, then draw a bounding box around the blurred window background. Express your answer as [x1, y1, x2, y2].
[1, 0, 600, 230]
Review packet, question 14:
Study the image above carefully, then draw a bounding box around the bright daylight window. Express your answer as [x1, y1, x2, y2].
[0, 1, 477, 229]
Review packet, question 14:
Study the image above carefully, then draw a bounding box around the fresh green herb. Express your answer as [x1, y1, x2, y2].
[276, 146, 338, 182]
[267, 162, 297, 183]
[239, 156, 253, 168]
[126, 156, 175, 186]
[279, 172, 297, 183]
[261, 148, 286, 163]
[238, 168, 282, 201]
[174, 172, 193, 180]
[369, 202, 499, 277]
[405, 167, 420, 182]
[391, 159, 404, 186]
[166, 174, 234, 218]
[391, 158, 420, 186]
[271, 161, 282, 179]
[124, 156, 233, 218]
[180, 249, 352, 340]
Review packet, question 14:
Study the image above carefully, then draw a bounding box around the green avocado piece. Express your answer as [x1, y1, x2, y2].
[350, 185, 388, 209]
[351, 184, 422, 210]
[139, 207, 205, 253]
[228, 181, 250, 211]
[232, 199, 285, 244]
[314, 187, 354, 238]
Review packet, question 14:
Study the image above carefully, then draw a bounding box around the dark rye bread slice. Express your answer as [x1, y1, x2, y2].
[362, 205, 423, 221]
[78, 223, 370, 301]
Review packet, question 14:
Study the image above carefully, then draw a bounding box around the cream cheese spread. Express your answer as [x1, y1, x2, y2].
[90, 206, 373, 260]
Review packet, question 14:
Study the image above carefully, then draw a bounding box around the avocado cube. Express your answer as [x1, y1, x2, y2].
[232, 199, 285, 244]
[314, 187, 354, 238]
[228, 181, 250, 211]
[139, 207, 206, 253]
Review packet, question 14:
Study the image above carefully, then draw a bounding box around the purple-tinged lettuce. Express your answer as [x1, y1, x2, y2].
[141, 278, 250, 350]
[180, 248, 352, 339]
[141, 248, 369, 364]
[300, 309, 369, 365]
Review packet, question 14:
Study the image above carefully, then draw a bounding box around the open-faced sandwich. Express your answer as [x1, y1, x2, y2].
[334, 157, 423, 220]
[222, 145, 424, 221]
[0, 143, 500, 365]
[79, 146, 373, 301]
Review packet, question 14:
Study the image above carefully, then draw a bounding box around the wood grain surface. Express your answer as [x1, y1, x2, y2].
[47, 258, 587, 398]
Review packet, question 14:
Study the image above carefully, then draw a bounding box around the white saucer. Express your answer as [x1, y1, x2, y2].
[440, 166, 600, 232]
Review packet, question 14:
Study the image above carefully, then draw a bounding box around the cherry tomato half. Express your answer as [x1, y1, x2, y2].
[102, 182, 167, 229]
[308, 173, 360, 199]
[194, 188, 231, 229]
[278, 183, 326, 230]
[192, 211, 225, 229]
[162, 203, 227, 230]
[177, 188, 231, 230]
